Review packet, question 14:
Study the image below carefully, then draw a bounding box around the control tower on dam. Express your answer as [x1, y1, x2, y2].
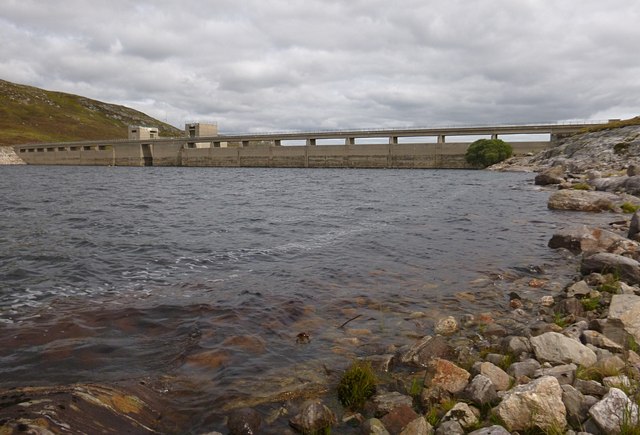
[14, 121, 606, 168]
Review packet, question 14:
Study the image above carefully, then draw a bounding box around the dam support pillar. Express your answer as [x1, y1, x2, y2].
[491, 133, 498, 140]
[389, 136, 398, 144]
[345, 137, 355, 145]
[438, 135, 446, 144]
[306, 138, 316, 146]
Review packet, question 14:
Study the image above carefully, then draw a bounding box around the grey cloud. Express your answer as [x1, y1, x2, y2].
[1, 0, 639, 131]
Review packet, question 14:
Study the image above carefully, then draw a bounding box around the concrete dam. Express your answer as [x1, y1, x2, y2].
[13, 122, 604, 169]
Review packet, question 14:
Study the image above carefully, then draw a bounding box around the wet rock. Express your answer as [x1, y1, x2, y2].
[508, 359, 541, 379]
[399, 335, 453, 367]
[419, 385, 452, 408]
[566, 280, 593, 298]
[589, 388, 640, 434]
[534, 363, 576, 385]
[582, 330, 624, 353]
[574, 379, 608, 397]
[472, 362, 511, 391]
[562, 384, 598, 427]
[442, 402, 479, 429]
[501, 336, 531, 357]
[581, 253, 640, 286]
[228, 408, 262, 435]
[364, 354, 396, 373]
[547, 190, 619, 212]
[609, 294, 640, 342]
[467, 425, 510, 435]
[535, 166, 566, 185]
[289, 401, 336, 434]
[361, 418, 390, 435]
[399, 416, 432, 435]
[483, 323, 508, 337]
[540, 295, 555, 307]
[494, 376, 567, 432]
[550, 225, 640, 255]
[434, 316, 458, 335]
[424, 358, 470, 395]
[372, 392, 413, 416]
[531, 331, 597, 367]
[435, 420, 464, 435]
[379, 404, 417, 434]
[463, 374, 498, 405]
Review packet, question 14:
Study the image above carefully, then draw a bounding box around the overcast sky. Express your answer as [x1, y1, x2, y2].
[1, 0, 639, 133]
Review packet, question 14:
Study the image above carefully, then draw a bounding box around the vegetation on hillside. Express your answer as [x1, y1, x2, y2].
[465, 138, 513, 168]
[0, 79, 181, 146]
[582, 116, 640, 133]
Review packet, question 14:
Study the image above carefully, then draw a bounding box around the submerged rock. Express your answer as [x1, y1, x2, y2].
[289, 401, 336, 434]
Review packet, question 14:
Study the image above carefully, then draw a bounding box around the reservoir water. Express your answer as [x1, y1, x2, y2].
[0, 166, 619, 432]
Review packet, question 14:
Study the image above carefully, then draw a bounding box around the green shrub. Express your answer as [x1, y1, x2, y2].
[465, 139, 513, 168]
[337, 360, 376, 410]
[581, 296, 601, 311]
[622, 202, 640, 214]
[614, 142, 630, 155]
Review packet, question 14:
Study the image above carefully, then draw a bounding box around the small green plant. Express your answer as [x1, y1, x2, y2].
[622, 202, 640, 214]
[576, 364, 622, 383]
[337, 360, 376, 410]
[465, 138, 513, 168]
[581, 296, 601, 311]
[553, 312, 568, 328]
[628, 336, 640, 353]
[614, 142, 630, 155]
[620, 403, 640, 435]
[571, 182, 591, 191]
[409, 377, 423, 398]
[425, 407, 440, 426]
[598, 274, 621, 294]
[498, 352, 515, 372]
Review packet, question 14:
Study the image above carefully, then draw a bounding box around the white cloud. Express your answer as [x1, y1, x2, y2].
[1, 0, 639, 132]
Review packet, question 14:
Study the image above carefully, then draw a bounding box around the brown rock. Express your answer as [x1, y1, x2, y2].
[424, 358, 470, 395]
[380, 404, 418, 434]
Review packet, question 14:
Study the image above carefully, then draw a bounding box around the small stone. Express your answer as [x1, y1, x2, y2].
[589, 388, 640, 434]
[289, 401, 336, 434]
[508, 359, 541, 379]
[361, 418, 390, 435]
[372, 392, 413, 416]
[540, 295, 555, 307]
[463, 374, 498, 406]
[442, 402, 479, 429]
[424, 358, 470, 395]
[562, 321, 589, 341]
[435, 420, 464, 435]
[561, 384, 597, 427]
[534, 363, 576, 385]
[494, 376, 567, 432]
[379, 404, 418, 434]
[574, 379, 608, 397]
[475, 362, 511, 391]
[501, 336, 531, 357]
[557, 297, 585, 317]
[399, 416, 432, 435]
[566, 280, 593, 298]
[530, 332, 597, 367]
[484, 323, 508, 337]
[630, 211, 640, 240]
[435, 316, 458, 335]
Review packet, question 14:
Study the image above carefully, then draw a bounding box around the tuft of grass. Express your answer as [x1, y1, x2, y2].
[337, 360, 377, 410]
[553, 312, 569, 328]
[581, 296, 601, 311]
[498, 352, 516, 372]
[620, 403, 640, 435]
[622, 202, 640, 214]
[582, 117, 640, 133]
[571, 182, 591, 191]
[409, 377, 423, 398]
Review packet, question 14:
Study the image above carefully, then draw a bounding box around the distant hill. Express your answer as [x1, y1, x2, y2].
[0, 79, 182, 146]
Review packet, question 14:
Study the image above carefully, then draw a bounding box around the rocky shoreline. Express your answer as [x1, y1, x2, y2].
[0, 146, 25, 164]
[3, 124, 640, 434]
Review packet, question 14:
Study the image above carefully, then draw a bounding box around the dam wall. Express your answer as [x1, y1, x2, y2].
[13, 121, 602, 168]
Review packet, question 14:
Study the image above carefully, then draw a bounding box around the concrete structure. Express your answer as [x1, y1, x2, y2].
[184, 122, 226, 149]
[128, 126, 159, 140]
[14, 121, 606, 168]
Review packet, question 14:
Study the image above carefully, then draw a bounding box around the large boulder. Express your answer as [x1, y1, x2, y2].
[493, 376, 567, 432]
[589, 388, 640, 434]
[593, 175, 640, 196]
[581, 253, 640, 285]
[530, 332, 597, 367]
[549, 225, 640, 254]
[608, 294, 640, 343]
[547, 190, 620, 212]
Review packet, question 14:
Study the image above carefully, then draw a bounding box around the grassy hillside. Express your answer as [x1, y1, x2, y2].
[0, 79, 182, 146]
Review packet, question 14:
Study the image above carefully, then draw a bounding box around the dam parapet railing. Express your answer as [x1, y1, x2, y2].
[13, 121, 608, 169]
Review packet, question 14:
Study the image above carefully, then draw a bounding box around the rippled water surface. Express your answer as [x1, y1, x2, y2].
[0, 166, 619, 431]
